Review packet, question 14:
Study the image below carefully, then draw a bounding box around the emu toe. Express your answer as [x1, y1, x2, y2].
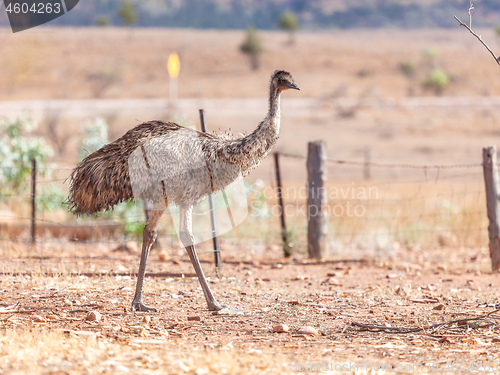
[131, 301, 158, 312]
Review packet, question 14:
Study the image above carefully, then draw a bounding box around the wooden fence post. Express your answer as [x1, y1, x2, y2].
[274, 152, 292, 257]
[199, 109, 222, 277]
[143, 200, 160, 249]
[307, 141, 327, 259]
[30, 158, 36, 246]
[482, 146, 500, 271]
[363, 146, 371, 180]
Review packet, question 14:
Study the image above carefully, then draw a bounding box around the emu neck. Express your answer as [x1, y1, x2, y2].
[229, 86, 281, 174]
[251, 86, 281, 147]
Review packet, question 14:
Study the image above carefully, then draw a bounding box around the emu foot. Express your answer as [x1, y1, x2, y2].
[131, 300, 158, 312]
[207, 301, 228, 311]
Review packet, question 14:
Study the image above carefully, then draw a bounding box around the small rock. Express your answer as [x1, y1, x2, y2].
[212, 307, 243, 316]
[287, 300, 301, 305]
[295, 275, 310, 280]
[188, 316, 201, 321]
[273, 324, 289, 333]
[297, 326, 319, 336]
[395, 284, 412, 297]
[142, 315, 151, 324]
[438, 233, 457, 247]
[112, 242, 137, 253]
[31, 315, 46, 323]
[433, 304, 446, 311]
[85, 311, 102, 322]
[327, 278, 342, 286]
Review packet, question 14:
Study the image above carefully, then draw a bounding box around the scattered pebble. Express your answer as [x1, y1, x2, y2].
[297, 326, 319, 336]
[31, 315, 46, 323]
[85, 311, 102, 322]
[327, 277, 342, 286]
[212, 307, 243, 316]
[287, 300, 301, 305]
[188, 316, 201, 321]
[273, 324, 289, 333]
[433, 304, 446, 311]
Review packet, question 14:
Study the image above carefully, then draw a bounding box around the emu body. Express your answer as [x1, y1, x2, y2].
[68, 70, 300, 311]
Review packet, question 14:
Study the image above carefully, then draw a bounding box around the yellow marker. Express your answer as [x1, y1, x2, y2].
[167, 53, 180, 78]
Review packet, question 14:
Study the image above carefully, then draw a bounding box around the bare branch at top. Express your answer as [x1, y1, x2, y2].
[454, 13, 500, 67]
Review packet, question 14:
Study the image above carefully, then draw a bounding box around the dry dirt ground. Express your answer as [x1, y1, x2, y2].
[0, 244, 499, 374]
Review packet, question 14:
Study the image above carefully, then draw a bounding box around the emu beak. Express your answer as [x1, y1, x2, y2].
[287, 82, 300, 90]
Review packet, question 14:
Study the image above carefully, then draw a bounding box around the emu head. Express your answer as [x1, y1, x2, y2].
[271, 70, 300, 92]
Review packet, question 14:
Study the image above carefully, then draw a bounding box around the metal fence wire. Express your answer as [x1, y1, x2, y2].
[0, 153, 490, 274]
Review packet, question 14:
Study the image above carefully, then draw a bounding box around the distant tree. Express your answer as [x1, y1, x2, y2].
[95, 16, 110, 27]
[278, 11, 299, 44]
[240, 27, 263, 70]
[118, 1, 137, 27]
[496, 24, 500, 37]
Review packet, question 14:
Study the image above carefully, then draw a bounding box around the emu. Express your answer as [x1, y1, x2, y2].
[67, 70, 300, 312]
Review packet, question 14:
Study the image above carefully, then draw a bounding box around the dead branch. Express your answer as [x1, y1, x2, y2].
[352, 308, 500, 334]
[454, 15, 500, 67]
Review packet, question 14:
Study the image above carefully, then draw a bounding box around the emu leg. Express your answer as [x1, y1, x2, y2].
[179, 205, 225, 311]
[131, 209, 165, 312]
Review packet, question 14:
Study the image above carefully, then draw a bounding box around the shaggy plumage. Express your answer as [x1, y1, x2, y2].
[67, 70, 299, 216]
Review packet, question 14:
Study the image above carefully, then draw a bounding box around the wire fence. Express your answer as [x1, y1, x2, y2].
[0, 152, 491, 274]
[274, 153, 487, 254]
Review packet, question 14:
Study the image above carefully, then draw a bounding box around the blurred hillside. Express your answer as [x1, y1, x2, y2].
[1, 0, 499, 29]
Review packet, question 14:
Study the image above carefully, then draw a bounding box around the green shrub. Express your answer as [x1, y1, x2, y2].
[79, 117, 109, 161]
[0, 115, 53, 195]
[240, 27, 263, 70]
[278, 11, 299, 44]
[422, 69, 449, 95]
[118, 1, 137, 27]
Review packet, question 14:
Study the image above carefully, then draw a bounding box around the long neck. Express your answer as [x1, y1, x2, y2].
[222, 85, 282, 173]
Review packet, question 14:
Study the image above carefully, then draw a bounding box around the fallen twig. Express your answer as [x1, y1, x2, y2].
[0, 303, 20, 313]
[352, 309, 500, 334]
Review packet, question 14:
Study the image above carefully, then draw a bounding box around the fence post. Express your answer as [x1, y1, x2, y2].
[199, 109, 222, 277]
[307, 141, 327, 259]
[273, 152, 292, 257]
[30, 158, 36, 246]
[143, 200, 160, 249]
[363, 146, 371, 180]
[482, 146, 500, 271]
